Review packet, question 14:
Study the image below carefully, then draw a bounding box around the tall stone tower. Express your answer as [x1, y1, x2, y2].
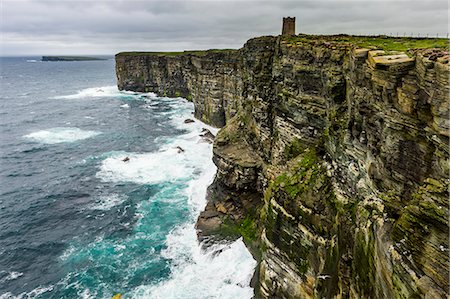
[282, 17, 296, 35]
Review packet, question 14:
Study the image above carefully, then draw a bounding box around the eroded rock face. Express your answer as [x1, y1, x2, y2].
[116, 36, 449, 298]
[116, 50, 243, 127]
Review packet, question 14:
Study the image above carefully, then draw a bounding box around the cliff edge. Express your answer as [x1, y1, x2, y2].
[116, 35, 449, 298]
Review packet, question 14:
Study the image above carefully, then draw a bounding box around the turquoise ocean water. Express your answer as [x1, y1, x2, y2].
[0, 57, 255, 298]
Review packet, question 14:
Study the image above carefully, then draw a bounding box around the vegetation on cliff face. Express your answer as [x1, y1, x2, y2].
[116, 34, 449, 299]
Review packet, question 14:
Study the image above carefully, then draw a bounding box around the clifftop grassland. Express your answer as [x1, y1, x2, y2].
[116, 34, 449, 298]
[116, 48, 237, 57]
[283, 34, 449, 52]
[117, 35, 449, 58]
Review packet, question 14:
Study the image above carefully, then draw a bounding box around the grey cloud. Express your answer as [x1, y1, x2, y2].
[1, 0, 448, 55]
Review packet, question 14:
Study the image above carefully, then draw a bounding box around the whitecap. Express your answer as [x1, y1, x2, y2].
[89, 194, 127, 211]
[0, 292, 14, 299]
[59, 245, 77, 262]
[0, 271, 23, 283]
[52, 85, 157, 100]
[7, 272, 23, 281]
[0, 285, 54, 299]
[52, 86, 120, 99]
[120, 103, 130, 108]
[24, 127, 101, 144]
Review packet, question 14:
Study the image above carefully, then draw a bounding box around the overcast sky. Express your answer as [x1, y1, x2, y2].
[1, 0, 448, 56]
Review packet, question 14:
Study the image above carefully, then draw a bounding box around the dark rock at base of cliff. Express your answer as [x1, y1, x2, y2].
[184, 118, 195, 123]
[199, 128, 215, 143]
[195, 180, 260, 245]
[175, 146, 185, 153]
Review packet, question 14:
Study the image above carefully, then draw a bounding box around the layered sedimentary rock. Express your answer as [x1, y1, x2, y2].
[116, 50, 243, 127]
[116, 36, 449, 298]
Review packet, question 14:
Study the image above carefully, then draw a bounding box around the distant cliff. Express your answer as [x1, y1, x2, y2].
[42, 56, 106, 61]
[116, 49, 242, 126]
[116, 35, 449, 298]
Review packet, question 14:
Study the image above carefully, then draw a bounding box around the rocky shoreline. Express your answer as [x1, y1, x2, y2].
[116, 35, 449, 298]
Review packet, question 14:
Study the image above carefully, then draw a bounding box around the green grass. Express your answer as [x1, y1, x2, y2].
[117, 35, 448, 58]
[283, 34, 449, 52]
[116, 49, 238, 57]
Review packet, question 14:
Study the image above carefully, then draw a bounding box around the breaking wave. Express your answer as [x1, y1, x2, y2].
[24, 127, 101, 144]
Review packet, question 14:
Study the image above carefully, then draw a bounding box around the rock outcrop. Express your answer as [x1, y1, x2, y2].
[116, 35, 449, 298]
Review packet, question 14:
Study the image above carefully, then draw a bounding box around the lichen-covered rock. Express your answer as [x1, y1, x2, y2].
[116, 36, 449, 298]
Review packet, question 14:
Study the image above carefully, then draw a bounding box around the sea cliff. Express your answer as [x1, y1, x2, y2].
[42, 56, 106, 61]
[116, 35, 449, 298]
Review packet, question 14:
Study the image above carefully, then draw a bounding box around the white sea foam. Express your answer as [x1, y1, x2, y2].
[96, 102, 218, 185]
[0, 271, 23, 283]
[0, 285, 54, 299]
[130, 154, 256, 299]
[24, 127, 100, 144]
[121, 98, 255, 298]
[59, 245, 77, 262]
[96, 150, 195, 185]
[52, 85, 157, 100]
[93, 96, 254, 298]
[52, 86, 121, 100]
[120, 103, 130, 108]
[132, 238, 255, 299]
[6, 272, 23, 281]
[89, 194, 127, 210]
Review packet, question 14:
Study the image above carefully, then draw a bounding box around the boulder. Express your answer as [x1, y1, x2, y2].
[200, 128, 215, 143]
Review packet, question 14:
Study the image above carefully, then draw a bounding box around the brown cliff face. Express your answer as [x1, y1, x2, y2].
[116, 50, 243, 127]
[115, 35, 449, 298]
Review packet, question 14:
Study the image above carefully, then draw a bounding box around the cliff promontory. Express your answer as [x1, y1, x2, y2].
[116, 35, 449, 298]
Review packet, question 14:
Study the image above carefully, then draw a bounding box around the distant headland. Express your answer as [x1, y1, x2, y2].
[42, 56, 107, 61]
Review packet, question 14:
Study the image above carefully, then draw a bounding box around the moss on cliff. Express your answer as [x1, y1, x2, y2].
[353, 227, 376, 294]
[220, 213, 260, 244]
[273, 148, 319, 200]
[284, 138, 307, 160]
[262, 148, 334, 276]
